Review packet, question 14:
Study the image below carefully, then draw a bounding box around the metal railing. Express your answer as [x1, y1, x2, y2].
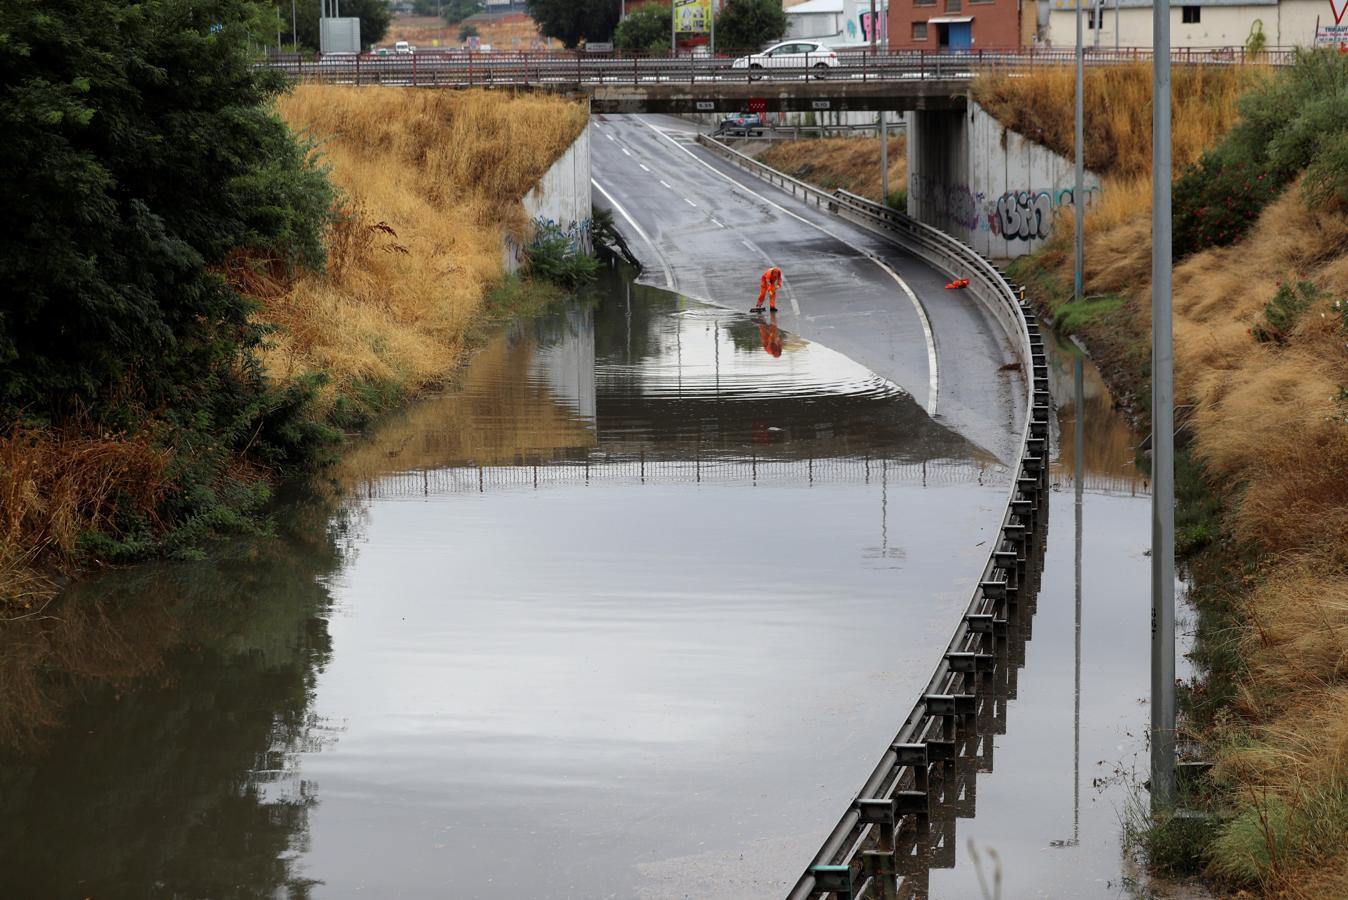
[692, 133, 1055, 899]
[262, 45, 1292, 88]
[354, 454, 1002, 501]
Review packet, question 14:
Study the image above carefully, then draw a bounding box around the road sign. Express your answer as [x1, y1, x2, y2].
[746, 97, 767, 114]
[812, 100, 831, 109]
[695, 101, 715, 110]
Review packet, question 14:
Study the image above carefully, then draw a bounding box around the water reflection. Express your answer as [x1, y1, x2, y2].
[2, 268, 1108, 899]
[0, 498, 342, 898]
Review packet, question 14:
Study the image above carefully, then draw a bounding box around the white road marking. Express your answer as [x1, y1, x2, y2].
[639, 163, 650, 172]
[684, 197, 697, 207]
[635, 115, 939, 416]
[621, 147, 631, 156]
[711, 218, 725, 228]
[591, 178, 674, 290]
[659, 180, 673, 189]
[605, 132, 615, 141]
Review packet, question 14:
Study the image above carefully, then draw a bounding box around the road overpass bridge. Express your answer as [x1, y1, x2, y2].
[269, 47, 1283, 113]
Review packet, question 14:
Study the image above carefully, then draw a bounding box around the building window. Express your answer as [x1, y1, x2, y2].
[944, 0, 961, 11]
[1086, 8, 1101, 27]
[1182, 5, 1201, 22]
[912, 21, 928, 39]
[914, 0, 936, 7]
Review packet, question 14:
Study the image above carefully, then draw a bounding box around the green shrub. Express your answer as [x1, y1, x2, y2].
[525, 219, 600, 287]
[1174, 50, 1348, 258]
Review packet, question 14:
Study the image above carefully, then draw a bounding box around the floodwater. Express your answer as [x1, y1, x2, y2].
[0, 270, 1159, 899]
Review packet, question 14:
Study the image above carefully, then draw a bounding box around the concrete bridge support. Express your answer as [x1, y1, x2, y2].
[905, 103, 1102, 259]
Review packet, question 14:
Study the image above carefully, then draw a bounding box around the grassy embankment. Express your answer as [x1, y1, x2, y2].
[1, 88, 587, 613]
[977, 60, 1348, 895]
[757, 135, 908, 209]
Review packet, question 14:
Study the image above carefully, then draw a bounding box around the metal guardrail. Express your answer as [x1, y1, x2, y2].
[263, 46, 1291, 87]
[692, 133, 1054, 900]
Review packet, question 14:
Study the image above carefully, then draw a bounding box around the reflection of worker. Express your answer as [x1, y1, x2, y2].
[756, 310, 783, 358]
[752, 266, 783, 313]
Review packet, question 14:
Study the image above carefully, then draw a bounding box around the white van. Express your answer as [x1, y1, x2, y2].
[394, 40, 413, 54]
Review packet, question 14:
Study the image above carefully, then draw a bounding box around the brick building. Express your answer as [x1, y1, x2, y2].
[888, 0, 1031, 49]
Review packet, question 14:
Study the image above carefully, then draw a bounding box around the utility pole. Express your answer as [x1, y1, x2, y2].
[292, 0, 297, 49]
[1151, 0, 1177, 812]
[1074, 0, 1084, 304]
[710, 0, 716, 55]
[870, 0, 878, 54]
[879, 111, 889, 204]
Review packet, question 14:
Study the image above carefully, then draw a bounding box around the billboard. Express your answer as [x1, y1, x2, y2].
[319, 16, 361, 53]
[674, 0, 712, 34]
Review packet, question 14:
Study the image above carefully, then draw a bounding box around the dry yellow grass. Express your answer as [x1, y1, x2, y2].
[0, 427, 173, 609]
[989, 65, 1348, 892]
[757, 135, 907, 204]
[268, 86, 587, 416]
[974, 63, 1264, 178]
[980, 64, 1264, 297]
[384, 14, 560, 51]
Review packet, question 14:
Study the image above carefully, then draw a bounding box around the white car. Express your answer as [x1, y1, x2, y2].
[394, 40, 414, 54]
[731, 41, 839, 77]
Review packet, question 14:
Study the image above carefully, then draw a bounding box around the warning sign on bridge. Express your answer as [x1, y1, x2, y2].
[746, 97, 767, 114]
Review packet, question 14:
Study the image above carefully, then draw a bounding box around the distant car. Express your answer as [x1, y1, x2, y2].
[715, 112, 765, 136]
[731, 41, 838, 78]
[394, 40, 413, 54]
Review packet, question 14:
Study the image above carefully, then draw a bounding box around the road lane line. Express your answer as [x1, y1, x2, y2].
[659, 179, 673, 189]
[634, 116, 939, 416]
[621, 147, 631, 156]
[591, 178, 674, 290]
[684, 198, 697, 207]
[639, 163, 650, 172]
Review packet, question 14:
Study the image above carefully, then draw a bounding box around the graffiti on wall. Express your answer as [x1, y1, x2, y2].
[987, 186, 1099, 241]
[913, 174, 984, 231]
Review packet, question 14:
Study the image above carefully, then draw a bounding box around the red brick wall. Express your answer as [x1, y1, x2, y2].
[887, 0, 1023, 51]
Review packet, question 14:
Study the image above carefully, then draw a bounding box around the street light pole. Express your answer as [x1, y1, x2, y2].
[880, 110, 889, 203]
[1074, 0, 1085, 306]
[1151, 0, 1178, 812]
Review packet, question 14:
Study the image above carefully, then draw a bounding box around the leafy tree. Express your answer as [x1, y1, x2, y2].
[459, 22, 480, 41]
[715, 0, 787, 50]
[614, 5, 671, 52]
[0, 0, 332, 439]
[525, 0, 618, 48]
[293, 0, 390, 50]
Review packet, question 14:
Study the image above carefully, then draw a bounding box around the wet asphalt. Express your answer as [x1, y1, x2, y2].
[590, 113, 1025, 463]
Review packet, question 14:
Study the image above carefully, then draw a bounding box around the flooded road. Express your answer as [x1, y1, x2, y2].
[0, 264, 1162, 899]
[1, 271, 1014, 899]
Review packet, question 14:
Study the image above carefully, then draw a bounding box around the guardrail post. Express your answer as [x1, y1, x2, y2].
[810, 865, 857, 899]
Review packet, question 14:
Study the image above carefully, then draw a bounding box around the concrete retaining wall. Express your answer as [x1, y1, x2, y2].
[905, 102, 1101, 259]
[505, 125, 593, 274]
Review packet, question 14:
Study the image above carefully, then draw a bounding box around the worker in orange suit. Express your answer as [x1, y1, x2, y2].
[756, 310, 783, 358]
[751, 266, 783, 313]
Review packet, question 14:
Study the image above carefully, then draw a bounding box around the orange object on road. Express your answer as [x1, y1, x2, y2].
[944, 277, 970, 290]
[753, 267, 783, 311]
